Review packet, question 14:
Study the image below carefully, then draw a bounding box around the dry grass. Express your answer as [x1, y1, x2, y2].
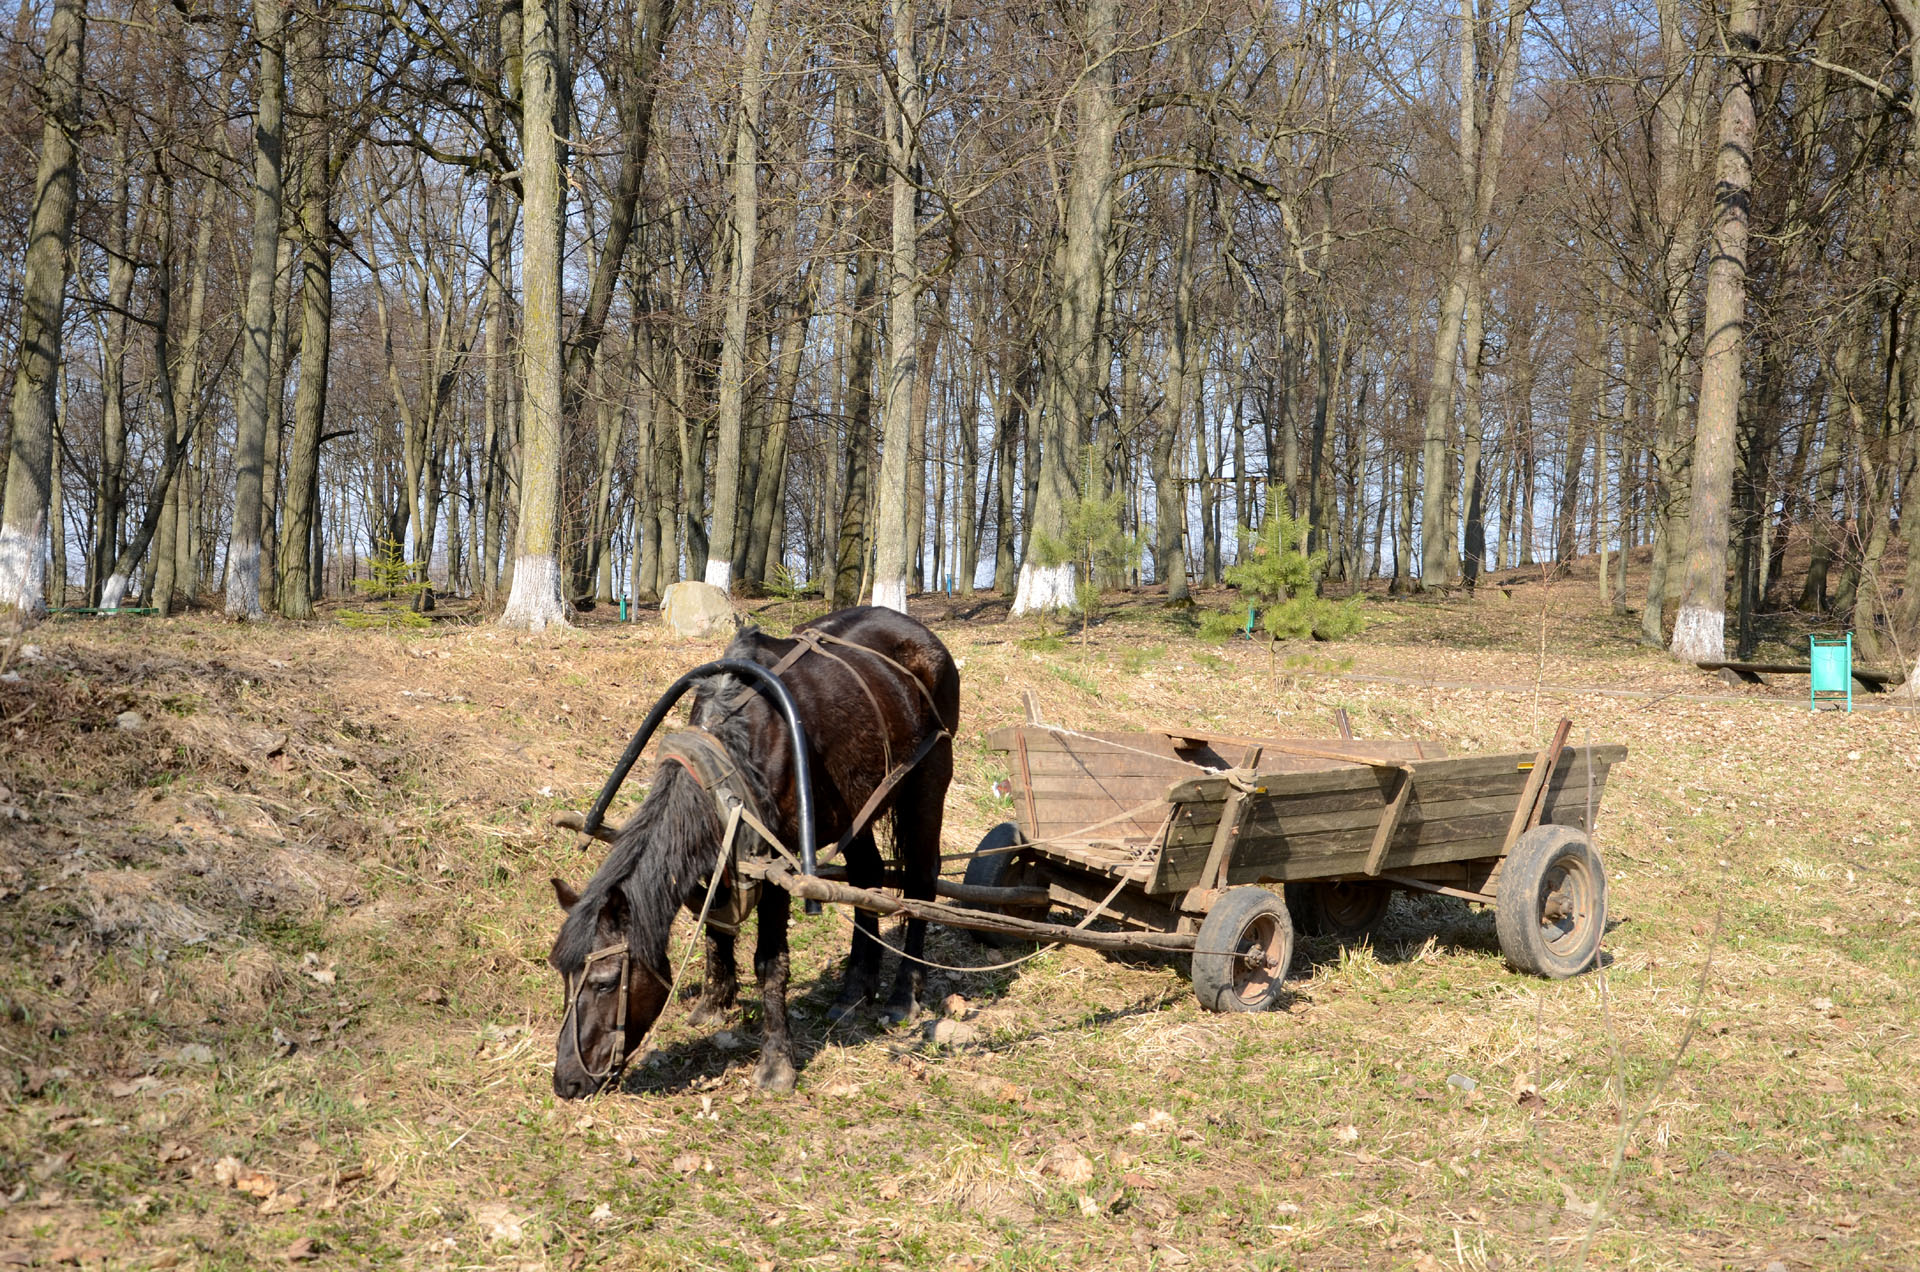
[1, 571, 1916, 1270]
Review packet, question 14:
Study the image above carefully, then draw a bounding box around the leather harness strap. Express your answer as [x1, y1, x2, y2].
[770, 628, 950, 728]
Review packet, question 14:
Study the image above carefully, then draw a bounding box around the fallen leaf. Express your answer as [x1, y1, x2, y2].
[107, 1075, 164, 1098]
[877, 1179, 901, 1201]
[176, 1043, 215, 1065]
[1333, 1124, 1359, 1145]
[671, 1153, 704, 1175]
[156, 1141, 193, 1165]
[1077, 1193, 1101, 1217]
[589, 1203, 613, 1224]
[282, 1236, 320, 1261]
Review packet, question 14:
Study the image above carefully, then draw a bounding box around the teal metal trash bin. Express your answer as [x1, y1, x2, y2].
[1809, 633, 1852, 712]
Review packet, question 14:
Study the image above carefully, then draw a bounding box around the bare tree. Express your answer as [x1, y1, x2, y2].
[1671, 0, 1760, 661]
[0, 0, 84, 617]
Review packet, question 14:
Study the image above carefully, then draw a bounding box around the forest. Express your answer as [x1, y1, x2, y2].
[0, 0, 1916, 670]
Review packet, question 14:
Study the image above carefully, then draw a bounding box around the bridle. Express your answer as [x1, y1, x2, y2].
[558, 940, 668, 1092]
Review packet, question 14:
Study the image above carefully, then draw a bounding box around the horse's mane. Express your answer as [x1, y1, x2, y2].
[551, 677, 772, 975]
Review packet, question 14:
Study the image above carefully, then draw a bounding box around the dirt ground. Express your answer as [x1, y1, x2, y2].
[2, 567, 1916, 1270]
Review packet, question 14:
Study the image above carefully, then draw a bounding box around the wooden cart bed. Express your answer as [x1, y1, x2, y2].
[986, 724, 1625, 895]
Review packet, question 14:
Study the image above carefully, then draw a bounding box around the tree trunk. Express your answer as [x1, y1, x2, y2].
[499, 0, 570, 631]
[0, 0, 84, 617]
[1155, 177, 1198, 601]
[703, 0, 772, 591]
[1670, 0, 1758, 662]
[277, 20, 336, 620]
[1014, 0, 1115, 615]
[870, 0, 924, 614]
[225, 0, 287, 619]
[92, 130, 144, 604]
[831, 242, 881, 607]
[992, 354, 1028, 594]
[1418, 0, 1527, 591]
[746, 288, 810, 588]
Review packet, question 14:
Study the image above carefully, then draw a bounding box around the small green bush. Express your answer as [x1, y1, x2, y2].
[1224, 508, 1365, 646]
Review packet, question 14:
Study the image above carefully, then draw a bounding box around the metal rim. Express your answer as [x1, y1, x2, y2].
[1231, 911, 1287, 1006]
[1317, 882, 1385, 931]
[1538, 850, 1599, 957]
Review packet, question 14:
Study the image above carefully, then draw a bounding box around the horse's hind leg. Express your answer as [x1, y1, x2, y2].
[751, 886, 797, 1093]
[882, 761, 951, 1025]
[828, 830, 885, 1024]
[689, 923, 738, 1027]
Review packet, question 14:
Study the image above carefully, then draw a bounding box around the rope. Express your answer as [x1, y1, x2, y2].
[666, 802, 742, 1008]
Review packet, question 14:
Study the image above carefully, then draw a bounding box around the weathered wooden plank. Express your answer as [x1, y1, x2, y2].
[1148, 773, 1618, 894]
[1162, 783, 1615, 852]
[1163, 746, 1626, 805]
[1156, 809, 1569, 891]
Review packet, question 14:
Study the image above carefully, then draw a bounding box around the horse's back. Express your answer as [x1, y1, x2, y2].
[732, 606, 959, 728]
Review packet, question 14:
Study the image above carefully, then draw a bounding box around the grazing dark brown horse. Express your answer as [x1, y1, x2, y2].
[547, 606, 959, 1097]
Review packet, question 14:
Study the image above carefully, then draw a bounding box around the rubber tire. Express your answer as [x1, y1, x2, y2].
[961, 822, 1042, 947]
[1284, 881, 1391, 941]
[1495, 825, 1607, 978]
[1192, 887, 1294, 1013]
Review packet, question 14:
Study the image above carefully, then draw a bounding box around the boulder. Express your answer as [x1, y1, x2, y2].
[660, 581, 740, 640]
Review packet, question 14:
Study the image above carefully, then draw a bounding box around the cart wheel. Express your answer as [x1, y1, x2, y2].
[1495, 826, 1607, 978]
[961, 822, 1043, 947]
[1284, 881, 1390, 941]
[1192, 887, 1294, 1013]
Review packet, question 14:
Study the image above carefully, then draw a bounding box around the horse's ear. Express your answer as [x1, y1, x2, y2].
[551, 877, 581, 910]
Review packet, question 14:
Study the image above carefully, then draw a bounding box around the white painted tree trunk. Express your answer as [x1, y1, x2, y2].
[1010, 561, 1074, 617]
[703, 558, 732, 590]
[498, 0, 570, 633]
[0, 517, 47, 616]
[100, 570, 130, 612]
[870, 574, 910, 613]
[0, 0, 84, 620]
[1670, 0, 1758, 663]
[500, 555, 566, 634]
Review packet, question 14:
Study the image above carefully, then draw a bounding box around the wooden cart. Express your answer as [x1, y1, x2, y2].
[722, 718, 1623, 1014]
[947, 720, 1627, 1010]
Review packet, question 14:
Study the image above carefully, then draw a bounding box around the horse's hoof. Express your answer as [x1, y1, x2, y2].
[688, 998, 733, 1028]
[879, 998, 920, 1028]
[753, 1056, 798, 1094]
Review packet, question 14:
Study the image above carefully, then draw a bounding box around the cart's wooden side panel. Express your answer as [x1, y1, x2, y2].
[984, 728, 1194, 845]
[1146, 746, 1625, 893]
[983, 727, 1443, 851]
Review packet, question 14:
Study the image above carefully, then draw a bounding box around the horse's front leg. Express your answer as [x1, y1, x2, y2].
[688, 921, 738, 1027]
[751, 886, 797, 1093]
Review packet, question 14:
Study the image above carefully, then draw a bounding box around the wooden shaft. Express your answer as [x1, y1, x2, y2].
[1500, 717, 1572, 857]
[759, 865, 1198, 954]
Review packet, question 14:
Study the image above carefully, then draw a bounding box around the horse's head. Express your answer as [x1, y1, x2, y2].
[547, 877, 671, 1099]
